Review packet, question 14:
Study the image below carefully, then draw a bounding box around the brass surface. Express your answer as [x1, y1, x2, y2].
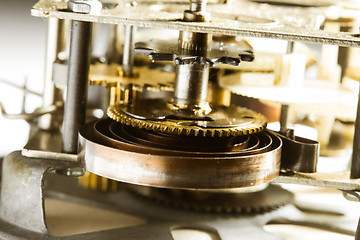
[78, 171, 119, 192]
[107, 99, 267, 137]
[89, 63, 174, 91]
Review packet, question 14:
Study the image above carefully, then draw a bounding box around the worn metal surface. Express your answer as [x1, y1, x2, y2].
[79, 118, 281, 189]
[0, 151, 78, 234]
[277, 132, 319, 173]
[32, 0, 360, 47]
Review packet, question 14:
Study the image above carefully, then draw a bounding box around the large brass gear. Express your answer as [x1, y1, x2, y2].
[107, 99, 267, 137]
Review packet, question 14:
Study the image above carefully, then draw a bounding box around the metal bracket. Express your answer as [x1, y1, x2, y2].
[0, 151, 79, 234]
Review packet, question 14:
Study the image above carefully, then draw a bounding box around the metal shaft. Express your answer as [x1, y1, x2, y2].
[174, 63, 209, 106]
[351, 81, 360, 178]
[280, 104, 290, 134]
[38, 18, 66, 130]
[122, 25, 135, 76]
[279, 41, 295, 134]
[62, 20, 93, 154]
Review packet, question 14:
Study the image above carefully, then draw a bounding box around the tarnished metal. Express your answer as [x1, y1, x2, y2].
[0, 151, 78, 234]
[276, 132, 319, 173]
[31, 0, 360, 48]
[79, 118, 281, 189]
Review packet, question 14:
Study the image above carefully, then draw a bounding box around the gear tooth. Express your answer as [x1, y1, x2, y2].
[176, 127, 183, 135]
[230, 130, 237, 137]
[203, 130, 208, 137]
[168, 126, 175, 133]
[209, 130, 215, 137]
[194, 130, 199, 137]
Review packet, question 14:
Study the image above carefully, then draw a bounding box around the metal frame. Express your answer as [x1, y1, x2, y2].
[0, 151, 357, 239]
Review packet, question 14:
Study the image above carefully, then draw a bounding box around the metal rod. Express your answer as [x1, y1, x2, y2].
[62, 20, 93, 154]
[280, 104, 289, 134]
[279, 41, 295, 135]
[286, 41, 294, 54]
[174, 63, 209, 107]
[351, 81, 360, 179]
[122, 25, 135, 76]
[39, 18, 66, 130]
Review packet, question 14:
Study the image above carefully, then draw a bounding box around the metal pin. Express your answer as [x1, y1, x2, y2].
[122, 25, 136, 76]
[279, 41, 295, 135]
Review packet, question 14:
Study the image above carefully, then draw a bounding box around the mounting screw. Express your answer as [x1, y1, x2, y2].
[67, 0, 102, 14]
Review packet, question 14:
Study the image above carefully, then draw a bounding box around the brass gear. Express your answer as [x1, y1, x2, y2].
[78, 171, 119, 192]
[107, 99, 267, 137]
[89, 63, 174, 92]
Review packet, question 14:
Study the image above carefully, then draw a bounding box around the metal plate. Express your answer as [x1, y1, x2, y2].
[32, 0, 360, 47]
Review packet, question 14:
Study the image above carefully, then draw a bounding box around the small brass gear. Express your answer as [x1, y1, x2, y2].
[107, 99, 267, 137]
[78, 171, 119, 192]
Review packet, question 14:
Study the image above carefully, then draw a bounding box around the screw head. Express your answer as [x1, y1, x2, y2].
[67, 0, 102, 14]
